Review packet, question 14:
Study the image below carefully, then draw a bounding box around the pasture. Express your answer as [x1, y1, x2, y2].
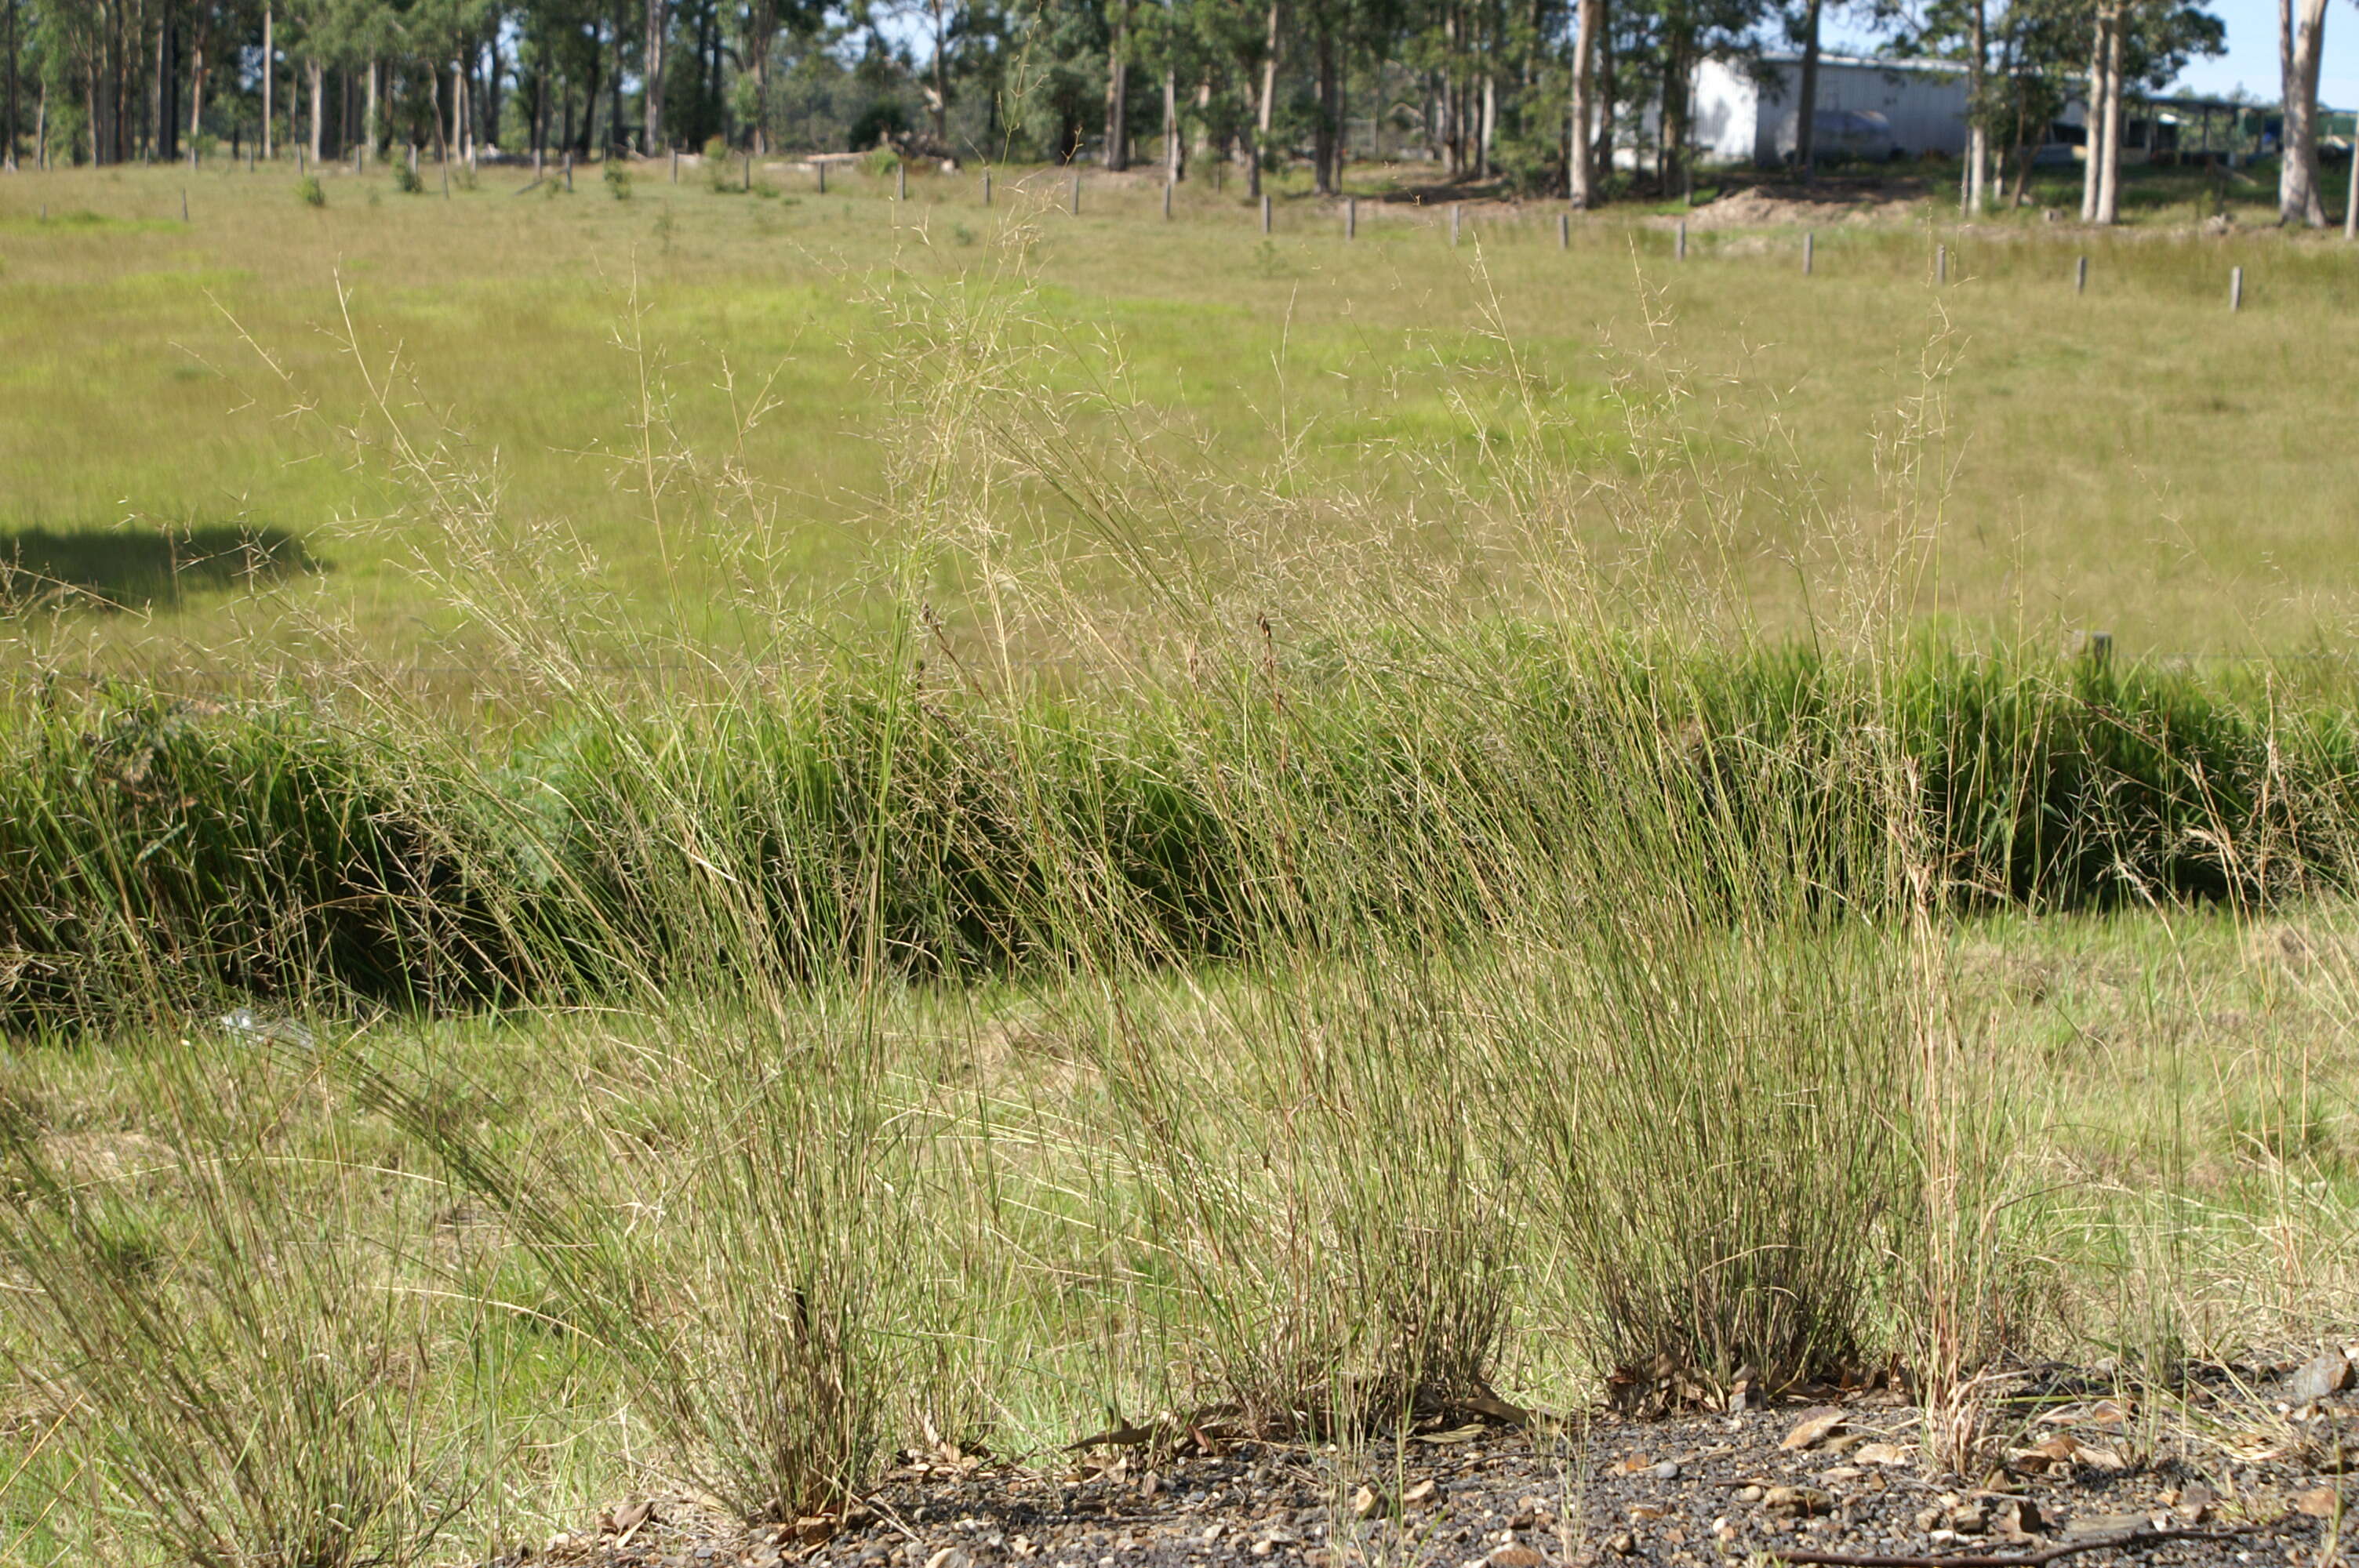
[1, 155, 2356, 1568]
[3, 154, 2359, 670]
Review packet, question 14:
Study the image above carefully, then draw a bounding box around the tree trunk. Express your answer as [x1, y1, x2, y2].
[1659, 24, 1692, 192]
[1963, 0, 1986, 212]
[2280, 0, 2329, 224]
[1569, 0, 1600, 203]
[1597, 20, 1616, 188]
[157, 0, 179, 161]
[2094, 2, 2124, 223]
[1795, 0, 1821, 176]
[1105, 0, 1129, 169]
[309, 56, 324, 162]
[365, 59, 378, 159]
[2077, 5, 2103, 220]
[644, 0, 667, 153]
[1164, 65, 1182, 180]
[4, 0, 18, 170]
[607, 28, 623, 156]
[260, 4, 272, 159]
[929, 0, 947, 142]
[577, 26, 600, 155]
[1478, 69, 1495, 179]
[485, 40, 502, 151]
[1252, 0, 1281, 196]
[1314, 21, 1337, 192]
[188, 27, 205, 151]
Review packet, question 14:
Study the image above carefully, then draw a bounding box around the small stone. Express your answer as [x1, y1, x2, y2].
[924, 1551, 972, 1568]
[1650, 1461, 1682, 1480]
[1488, 1547, 1545, 1568]
[1608, 1532, 1637, 1557]
[1856, 1443, 1912, 1467]
[1914, 1508, 1944, 1534]
[1404, 1480, 1439, 1508]
[1763, 1488, 1834, 1518]
[1735, 1488, 1763, 1505]
[2291, 1352, 2356, 1404]
[1251, 1543, 1275, 1559]
[1630, 1507, 1667, 1523]
[1819, 1467, 1863, 1484]
[1948, 1504, 1990, 1536]
[1205, 1524, 1226, 1544]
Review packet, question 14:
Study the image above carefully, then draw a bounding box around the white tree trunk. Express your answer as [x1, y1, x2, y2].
[1252, 0, 1281, 197]
[2280, 0, 2329, 223]
[2077, 7, 2103, 220]
[1963, 0, 1986, 212]
[2093, 4, 2124, 223]
[261, 5, 273, 158]
[307, 56, 323, 162]
[1568, 0, 1601, 205]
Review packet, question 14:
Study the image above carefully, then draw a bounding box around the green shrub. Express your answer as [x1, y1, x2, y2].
[295, 174, 326, 208]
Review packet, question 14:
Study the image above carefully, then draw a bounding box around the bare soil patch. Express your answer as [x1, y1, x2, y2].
[520, 1357, 2356, 1568]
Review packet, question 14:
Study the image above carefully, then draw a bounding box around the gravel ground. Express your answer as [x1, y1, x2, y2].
[520, 1356, 2356, 1568]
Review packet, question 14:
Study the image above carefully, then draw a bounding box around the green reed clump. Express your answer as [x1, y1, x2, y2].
[5, 643, 2355, 1034]
[0, 696, 538, 1033]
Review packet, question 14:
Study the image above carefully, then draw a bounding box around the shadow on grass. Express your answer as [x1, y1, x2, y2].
[0, 525, 322, 613]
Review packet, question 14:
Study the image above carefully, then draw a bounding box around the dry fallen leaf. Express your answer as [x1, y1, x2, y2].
[1403, 1480, 1438, 1508]
[1856, 1443, 1913, 1467]
[1351, 1485, 1382, 1520]
[1488, 1546, 1545, 1568]
[1782, 1410, 1848, 1452]
[2295, 1487, 2343, 1519]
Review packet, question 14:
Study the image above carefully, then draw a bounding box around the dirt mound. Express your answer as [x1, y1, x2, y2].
[1672, 180, 1926, 230]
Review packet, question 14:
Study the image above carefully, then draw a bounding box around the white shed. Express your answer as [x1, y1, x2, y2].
[1693, 54, 1971, 168]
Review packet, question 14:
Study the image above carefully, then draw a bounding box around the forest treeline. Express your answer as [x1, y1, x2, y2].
[0, 0, 2337, 221]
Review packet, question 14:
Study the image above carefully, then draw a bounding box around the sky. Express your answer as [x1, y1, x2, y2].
[2167, 0, 2359, 104]
[1824, 0, 2359, 107]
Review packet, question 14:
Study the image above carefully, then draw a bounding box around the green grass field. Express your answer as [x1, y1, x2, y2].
[5, 154, 2359, 675]
[2, 156, 2356, 1568]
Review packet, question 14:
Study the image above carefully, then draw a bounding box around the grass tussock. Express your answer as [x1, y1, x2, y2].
[0, 1035, 476, 1567]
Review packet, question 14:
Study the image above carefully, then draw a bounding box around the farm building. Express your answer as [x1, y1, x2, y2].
[1693, 54, 1971, 166]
